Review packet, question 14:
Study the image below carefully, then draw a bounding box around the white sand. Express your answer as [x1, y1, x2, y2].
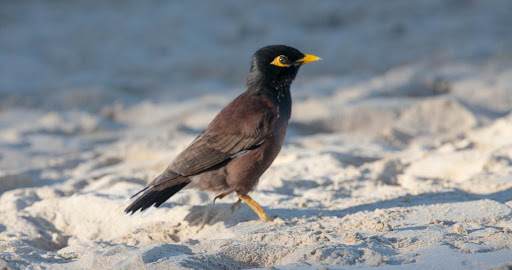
[1, 1, 512, 269]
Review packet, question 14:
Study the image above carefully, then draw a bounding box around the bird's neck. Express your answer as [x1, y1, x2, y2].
[246, 69, 295, 91]
[246, 73, 292, 120]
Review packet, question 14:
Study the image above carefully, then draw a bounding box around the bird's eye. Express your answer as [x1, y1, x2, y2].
[270, 55, 289, 67]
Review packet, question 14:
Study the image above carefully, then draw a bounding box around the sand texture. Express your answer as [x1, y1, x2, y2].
[1, 1, 512, 269]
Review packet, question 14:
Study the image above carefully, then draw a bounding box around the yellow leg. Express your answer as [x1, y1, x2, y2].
[213, 190, 234, 204]
[231, 199, 242, 212]
[239, 194, 273, 222]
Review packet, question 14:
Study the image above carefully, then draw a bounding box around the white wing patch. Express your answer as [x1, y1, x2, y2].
[230, 150, 248, 159]
[230, 140, 265, 159]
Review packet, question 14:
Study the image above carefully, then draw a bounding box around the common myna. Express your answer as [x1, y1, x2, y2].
[125, 45, 321, 221]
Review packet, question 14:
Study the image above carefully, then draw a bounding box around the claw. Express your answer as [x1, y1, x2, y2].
[213, 190, 234, 204]
[231, 199, 242, 212]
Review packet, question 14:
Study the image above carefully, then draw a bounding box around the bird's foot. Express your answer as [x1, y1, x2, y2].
[259, 215, 274, 222]
[213, 190, 234, 204]
[238, 194, 273, 222]
[242, 216, 274, 222]
[231, 199, 242, 212]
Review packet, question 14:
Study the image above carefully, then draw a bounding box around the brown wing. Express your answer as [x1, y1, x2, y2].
[149, 92, 277, 186]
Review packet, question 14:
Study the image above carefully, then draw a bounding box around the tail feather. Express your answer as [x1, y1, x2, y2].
[124, 182, 189, 215]
[129, 186, 149, 200]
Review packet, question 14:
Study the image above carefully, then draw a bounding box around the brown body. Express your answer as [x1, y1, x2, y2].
[153, 91, 289, 196]
[202, 95, 288, 195]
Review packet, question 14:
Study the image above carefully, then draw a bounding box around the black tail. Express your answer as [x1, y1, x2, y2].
[124, 182, 189, 215]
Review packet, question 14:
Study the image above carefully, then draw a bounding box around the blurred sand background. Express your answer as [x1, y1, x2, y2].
[1, 1, 512, 269]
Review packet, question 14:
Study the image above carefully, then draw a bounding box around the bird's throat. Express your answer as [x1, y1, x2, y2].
[249, 81, 292, 120]
[246, 70, 293, 120]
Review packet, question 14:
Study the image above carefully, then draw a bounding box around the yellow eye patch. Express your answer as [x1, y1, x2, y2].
[270, 55, 290, 67]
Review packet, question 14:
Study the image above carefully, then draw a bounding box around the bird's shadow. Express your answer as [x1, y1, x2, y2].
[183, 202, 259, 228]
[181, 187, 512, 228]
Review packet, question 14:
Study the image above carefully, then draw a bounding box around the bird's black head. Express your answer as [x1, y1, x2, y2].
[247, 45, 321, 91]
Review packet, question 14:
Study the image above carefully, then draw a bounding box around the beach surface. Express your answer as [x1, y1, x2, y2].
[1, 1, 512, 269]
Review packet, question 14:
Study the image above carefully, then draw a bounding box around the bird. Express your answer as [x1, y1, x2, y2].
[124, 45, 321, 221]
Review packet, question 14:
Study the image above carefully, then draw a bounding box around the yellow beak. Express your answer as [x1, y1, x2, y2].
[297, 54, 322, 64]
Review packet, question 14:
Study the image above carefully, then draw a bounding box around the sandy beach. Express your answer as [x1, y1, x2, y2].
[1, 1, 512, 269]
